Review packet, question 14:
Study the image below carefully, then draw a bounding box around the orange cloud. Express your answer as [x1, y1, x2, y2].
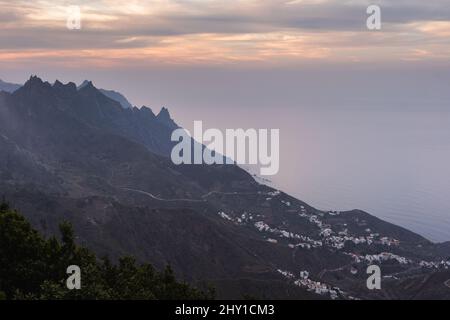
[0, 0, 449, 66]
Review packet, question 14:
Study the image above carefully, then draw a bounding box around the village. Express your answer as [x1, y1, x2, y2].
[217, 194, 403, 254]
[216, 188, 450, 297]
[277, 269, 347, 300]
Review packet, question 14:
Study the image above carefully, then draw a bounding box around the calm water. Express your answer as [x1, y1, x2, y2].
[271, 107, 450, 243]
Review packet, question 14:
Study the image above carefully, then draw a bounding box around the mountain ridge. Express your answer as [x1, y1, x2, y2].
[0, 75, 449, 299]
[0, 79, 21, 93]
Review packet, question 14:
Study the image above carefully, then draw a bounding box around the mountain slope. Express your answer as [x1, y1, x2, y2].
[79, 79, 134, 109]
[0, 76, 449, 299]
[0, 202, 213, 300]
[0, 79, 21, 93]
[99, 89, 134, 109]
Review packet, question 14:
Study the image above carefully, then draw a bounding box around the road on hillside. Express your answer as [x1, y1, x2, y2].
[121, 187, 206, 202]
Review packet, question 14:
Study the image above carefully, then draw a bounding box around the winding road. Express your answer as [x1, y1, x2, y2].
[121, 187, 270, 203]
[201, 191, 264, 198]
[120, 187, 206, 203]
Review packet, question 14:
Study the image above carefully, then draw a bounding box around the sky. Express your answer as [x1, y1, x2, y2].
[1, 0, 449, 110]
[1, 0, 449, 69]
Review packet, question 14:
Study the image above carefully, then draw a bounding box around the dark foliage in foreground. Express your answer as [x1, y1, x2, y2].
[0, 202, 214, 300]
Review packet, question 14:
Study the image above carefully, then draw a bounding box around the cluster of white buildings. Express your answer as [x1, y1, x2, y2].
[324, 234, 376, 249]
[265, 189, 281, 201]
[277, 269, 342, 300]
[217, 211, 234, 221]
[218, 198, 427, 271]
[419, 259, 450, 269]
[344, 252, 411, 265]
[254, 221, 323, 248]
[267, 190, 281, 197]
[217, 211, 257, 225]
[380, 237, 400, 246]
[219, 199, 404, 263]
[297, 206, 401, 251]
[244, 201, 403, 254]
[218, 194, 450, 295]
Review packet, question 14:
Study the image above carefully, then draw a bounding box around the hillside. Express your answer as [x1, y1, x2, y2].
[0, 76, 449, 299]
[0, 202, 212, 300]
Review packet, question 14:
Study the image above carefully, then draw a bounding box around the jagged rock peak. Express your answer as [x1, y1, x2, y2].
[53, 80, 77, 93]
[157, 107, 171, 120]
[78, 80, 96, 90]
[21, 75, 52, 91]
[141, 105, 156, 117]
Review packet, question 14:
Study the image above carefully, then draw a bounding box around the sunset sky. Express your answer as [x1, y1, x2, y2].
[1, 0, 449, 67]
[1, 0, 449, 110]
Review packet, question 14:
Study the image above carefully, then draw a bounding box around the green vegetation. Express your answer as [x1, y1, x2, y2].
[0, 202, 214, 300]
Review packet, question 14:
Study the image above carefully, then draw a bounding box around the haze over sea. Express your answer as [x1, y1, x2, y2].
[176, 104, 450, 243]
[273, 106, 450, 243]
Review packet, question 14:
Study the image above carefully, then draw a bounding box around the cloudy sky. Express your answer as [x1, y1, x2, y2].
[0, 0, 449, 67]
[1, 0, 449, 109]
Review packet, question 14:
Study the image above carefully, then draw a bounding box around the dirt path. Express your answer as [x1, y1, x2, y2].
[121, 187, 206, 203]
[122, 188, 271, 203]
[201, 191, 264, 198]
